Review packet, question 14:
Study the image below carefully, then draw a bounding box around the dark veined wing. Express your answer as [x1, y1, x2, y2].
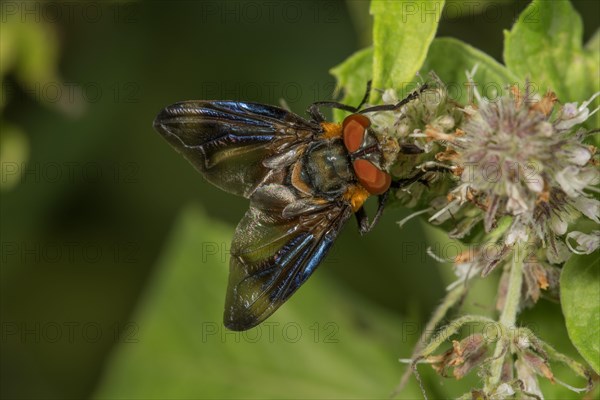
[224, 183, 352, 331]
[153, 101, 320, 198]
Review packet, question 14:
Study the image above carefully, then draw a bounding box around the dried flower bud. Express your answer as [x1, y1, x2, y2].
[515, 358, 544, 400]
[521, 350, 555, 383]
[522, 260, 550, 304]
[428, 334, 489, 379]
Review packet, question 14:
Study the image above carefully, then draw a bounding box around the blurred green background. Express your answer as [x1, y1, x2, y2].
[1, 1, 598, 399]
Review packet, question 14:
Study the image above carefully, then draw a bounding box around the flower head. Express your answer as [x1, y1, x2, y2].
[451, 87, 598, 233]
[424, 78, 599, 275]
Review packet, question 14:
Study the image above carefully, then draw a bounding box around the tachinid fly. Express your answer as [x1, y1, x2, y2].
[153, 83, 429, 331]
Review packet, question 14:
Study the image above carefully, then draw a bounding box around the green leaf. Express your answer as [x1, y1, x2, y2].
[2, 14, 84, 116]
[504, 0, 599, 104]
[586, 29, 600, 53]
[94, 206, 425, 399]
[371, 0, 444, 101]
[345, 0, 373, 48]
[0, 122, 29, 191]
[585, 29, 600, 138]
[330, 47, 373, 122]
[420, 37, 519, 104]
[444, 0, 514, 15]
[561, 253, 600, 374]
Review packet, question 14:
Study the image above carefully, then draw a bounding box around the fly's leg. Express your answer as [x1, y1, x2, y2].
[307, 81, 372, 122]
[355, 80, 372, 111]
[355, 190, 391, 235]
[354, 207, 370, 234]
[398, 144, 424, 154]
[390, 162, 457, 189]
[359, 84, 429, 114]
[307, 102, 356, 123]
[309, 81, 428, 121]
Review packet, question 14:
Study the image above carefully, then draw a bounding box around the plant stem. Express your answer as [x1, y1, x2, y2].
[487, 245, 525, 389]
[394, 283, 467, 395]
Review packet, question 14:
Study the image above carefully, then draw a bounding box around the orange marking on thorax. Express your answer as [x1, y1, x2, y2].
[320, 122, 342, 139]
[343, 184, 370, 212]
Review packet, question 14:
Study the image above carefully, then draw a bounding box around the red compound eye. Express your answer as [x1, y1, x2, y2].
[342, 114, 370, 153]
[352, 159, 391, 195]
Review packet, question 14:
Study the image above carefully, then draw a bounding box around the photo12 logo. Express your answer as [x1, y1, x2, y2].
[1, 1, 139, 24]
[1, 321, 139, 344]
[197, 1, 341, 24]
[201, 321, 339, 344]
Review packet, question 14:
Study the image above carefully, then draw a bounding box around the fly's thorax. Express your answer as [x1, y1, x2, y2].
[301, 139, 353, 197]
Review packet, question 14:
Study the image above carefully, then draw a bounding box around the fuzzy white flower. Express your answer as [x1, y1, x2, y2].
[566, 231, 600, 255]
[565, 144, 593, 166]
[422, 81, 598, 273]
[505, 220, 528, 245]
[555, 166, 599, 197]
[573, 196, 600, 223]
[490, 383, 515, 399]
[548, 214, 568, 236]
[373, 76, 598, 277]
[554, 92, 600, 130]
[546, 239, 571, 264]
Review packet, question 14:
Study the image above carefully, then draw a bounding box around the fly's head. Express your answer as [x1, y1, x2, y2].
[341, 114, 399, 195]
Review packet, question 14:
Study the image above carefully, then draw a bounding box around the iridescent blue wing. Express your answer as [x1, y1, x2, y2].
[224, 183, 352, 331]
[153, 101, 319, 198]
